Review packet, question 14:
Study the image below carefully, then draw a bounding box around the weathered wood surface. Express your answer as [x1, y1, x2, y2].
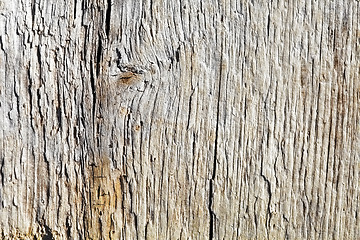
[0, 0, 359, 239]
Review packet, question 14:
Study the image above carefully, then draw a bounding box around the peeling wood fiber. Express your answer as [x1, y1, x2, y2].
[0, 0, 359, 239]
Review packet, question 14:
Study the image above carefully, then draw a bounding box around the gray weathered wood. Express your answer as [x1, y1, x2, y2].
[0, 0, 359, 239]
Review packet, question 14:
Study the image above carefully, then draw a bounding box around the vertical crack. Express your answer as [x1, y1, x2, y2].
[89, 60, 96, 123]
[0, 155, 4, 186]
[209, 52, 223, 240]
[27, 68, 35, 131]
[56, 75, 62, 131]
[267, 13, 270, 38]
[96, 36, 102, 77]
[31, 0, 36, 26]
[66, 216, 71, 239]
[73, 0, 77, 19]
[105, 0, 112, 37]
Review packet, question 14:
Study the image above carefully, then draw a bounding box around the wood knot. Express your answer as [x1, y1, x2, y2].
[118, 71, 139, 85]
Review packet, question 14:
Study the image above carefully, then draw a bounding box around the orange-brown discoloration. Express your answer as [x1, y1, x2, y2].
[120, 107, 130, 115]
[117, 71, 140, 85]
[87, 156, 125, 240]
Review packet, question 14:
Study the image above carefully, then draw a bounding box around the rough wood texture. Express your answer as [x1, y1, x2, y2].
[1, 0, 359, 239]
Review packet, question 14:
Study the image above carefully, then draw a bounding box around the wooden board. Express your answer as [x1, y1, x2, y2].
[0, 0, 359, 239]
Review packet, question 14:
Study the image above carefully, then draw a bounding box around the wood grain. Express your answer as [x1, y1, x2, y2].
[0, 0, 359, 239]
